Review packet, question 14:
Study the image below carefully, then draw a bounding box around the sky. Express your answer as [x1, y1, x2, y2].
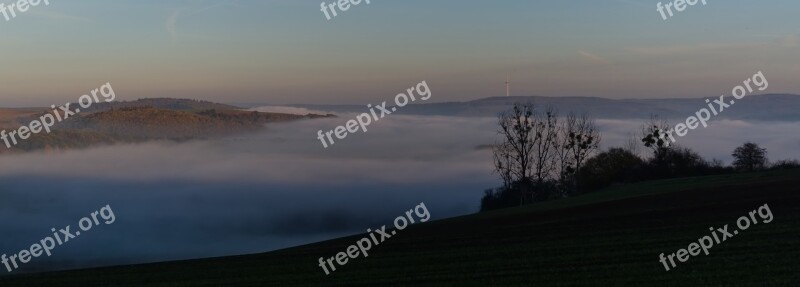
[1, 0, 798, 106]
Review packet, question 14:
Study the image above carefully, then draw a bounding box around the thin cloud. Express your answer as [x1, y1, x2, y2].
[625, 41, 768, 56]
[777, 34, 800, 48]
[166, 10, 181, 41]
[615, 0, 648, 8]
[578, 50, 611, 65]
[626, 43, 752, 56]
[28, 9, 91, 22]
[627, 34, 800, 56]
[166, 0, 245, 42]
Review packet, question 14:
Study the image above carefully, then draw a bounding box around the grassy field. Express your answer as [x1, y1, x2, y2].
[2, 170, 799, 286]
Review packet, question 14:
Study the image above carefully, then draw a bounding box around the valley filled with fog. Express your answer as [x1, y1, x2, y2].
[0, 112, 797, 272]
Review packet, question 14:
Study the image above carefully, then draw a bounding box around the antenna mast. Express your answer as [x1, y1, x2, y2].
[505, 73, 510, 97]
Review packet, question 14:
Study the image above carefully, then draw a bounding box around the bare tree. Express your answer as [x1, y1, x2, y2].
[566, 113, 600, 189]
[487, 102, 601, 208]
[624, 132, 642, 158]
[640, 115, 672, 158]
[491, 103, 603, 206]
[492, 140, 515, 191]
[554, 113, 576, 181]
[496, 102, 536, 205]
[532, 106, 559, 185]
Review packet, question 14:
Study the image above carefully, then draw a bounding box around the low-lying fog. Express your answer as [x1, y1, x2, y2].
[0, 112, 798, 273]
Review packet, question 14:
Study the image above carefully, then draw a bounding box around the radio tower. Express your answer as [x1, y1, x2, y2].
[505, 73, 510, 97]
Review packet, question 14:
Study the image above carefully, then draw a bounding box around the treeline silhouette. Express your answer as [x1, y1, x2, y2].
[481, 103, 800, 211]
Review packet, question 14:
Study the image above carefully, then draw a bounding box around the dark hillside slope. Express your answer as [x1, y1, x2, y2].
[3, 170, 799, 286]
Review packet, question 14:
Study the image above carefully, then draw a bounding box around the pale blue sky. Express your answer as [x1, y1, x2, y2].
[0, 0, 798, 106]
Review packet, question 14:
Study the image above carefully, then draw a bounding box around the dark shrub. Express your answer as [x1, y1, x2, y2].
[578, 148, 644, 192]
[770, 159, 800, 170]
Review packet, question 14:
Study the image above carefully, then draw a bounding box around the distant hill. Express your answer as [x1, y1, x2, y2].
[85, 98, 243, 113]
[288, 94, 800, 121]
[1, 99, 333, 154]
[57, 107, 290, 139]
